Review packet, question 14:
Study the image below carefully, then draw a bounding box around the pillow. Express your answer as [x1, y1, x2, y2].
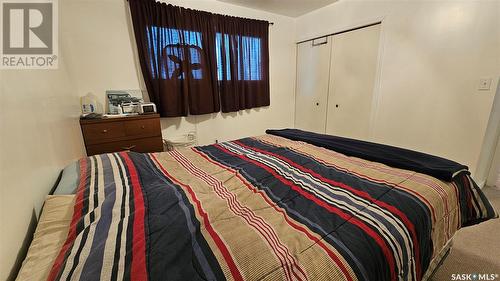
[16, 195, 74, 281]
[53, 161, 79, 195]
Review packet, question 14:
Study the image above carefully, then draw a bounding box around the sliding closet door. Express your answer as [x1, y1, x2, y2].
[326, 24, 381, 140]
[295, 37, 331, 133]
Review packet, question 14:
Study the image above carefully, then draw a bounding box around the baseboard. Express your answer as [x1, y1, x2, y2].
[472, 175, 486, 189]
[477, 180, 486, 189]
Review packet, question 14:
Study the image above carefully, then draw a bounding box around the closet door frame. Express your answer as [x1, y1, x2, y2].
[294, 18, 386, 139]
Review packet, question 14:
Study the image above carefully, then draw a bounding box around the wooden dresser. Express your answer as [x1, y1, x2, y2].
[80, 114, 163, 156]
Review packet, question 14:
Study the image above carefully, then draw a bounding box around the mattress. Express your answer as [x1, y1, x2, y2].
[15, 200, 454, 281]
[22, 132, 497, 281]
[14, 206, 454, 281]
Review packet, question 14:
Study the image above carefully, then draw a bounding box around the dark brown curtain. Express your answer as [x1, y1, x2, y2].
[214, 15, 270, 112]
[129, 0, 219, 117]
[129, 0, 269, 116]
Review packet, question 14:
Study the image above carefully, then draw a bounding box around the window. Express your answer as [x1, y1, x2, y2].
[147, 26, 263, 82]
[129, 1, 269, 116]
[215, 33, 262, 81]
[147, 26, 203, 80]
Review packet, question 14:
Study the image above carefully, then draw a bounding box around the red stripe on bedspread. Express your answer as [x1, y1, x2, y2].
[150, 153, 244, 281]
[121, 152, 148, 281]
[215, 143, 397, 281]
[170, 149, 306, 281]
[194, 148, 355, 281]
[47, 158, 88, 281]
[258, 136, 438, 224]
[235, 140, 422, 279]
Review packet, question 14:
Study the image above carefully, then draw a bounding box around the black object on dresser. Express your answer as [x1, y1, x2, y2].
[80, 114, 163, 156]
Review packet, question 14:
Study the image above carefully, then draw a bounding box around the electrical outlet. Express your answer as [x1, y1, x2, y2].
[187, 131, 196, 141]
[478, 78, 492, 91]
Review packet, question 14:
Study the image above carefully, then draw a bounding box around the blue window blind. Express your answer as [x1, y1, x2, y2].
[147, 26, 203, 80]
[147, 26, 263, 81]
[215, 33, 262, 81]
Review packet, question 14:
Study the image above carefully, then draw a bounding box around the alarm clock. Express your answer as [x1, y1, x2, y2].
[139, 102, 157, 114]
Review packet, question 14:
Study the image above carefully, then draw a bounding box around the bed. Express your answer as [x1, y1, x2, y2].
[17, 129, 497, 281]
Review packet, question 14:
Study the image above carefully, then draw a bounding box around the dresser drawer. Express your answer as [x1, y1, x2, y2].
[86, 137, 163, 156]
[124, 118, 161, 137]
[80, 114, 162, 156]
[81, 122, 125, 145]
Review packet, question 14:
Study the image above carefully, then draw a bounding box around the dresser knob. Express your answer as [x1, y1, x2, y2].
[141, 125, 145, 129]
[121, 145, 136, 151]
[102, 129, 108, 133]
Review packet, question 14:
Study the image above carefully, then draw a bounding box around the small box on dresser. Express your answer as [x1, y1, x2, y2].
[80, 114, 163, 156]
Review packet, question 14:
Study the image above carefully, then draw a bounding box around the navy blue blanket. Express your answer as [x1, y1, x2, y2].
[266, 129, 468, 181]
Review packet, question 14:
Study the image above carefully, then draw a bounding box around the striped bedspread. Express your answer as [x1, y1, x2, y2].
[48, 134, 497, 281]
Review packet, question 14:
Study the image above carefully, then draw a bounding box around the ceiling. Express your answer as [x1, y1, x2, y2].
[216, 0, 338, 17]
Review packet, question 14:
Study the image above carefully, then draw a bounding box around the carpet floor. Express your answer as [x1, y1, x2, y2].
[431, 187, 500, 280]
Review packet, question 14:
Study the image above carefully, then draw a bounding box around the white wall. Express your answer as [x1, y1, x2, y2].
[61, 0, 143, 114]
[0, 46, 85, 280]
[477, 80, 500, 186]
[63, 0, 297, 145]
[487, 138, 500, 187]
[486, 141, 500, 188]
[296, 0, 500, 175]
